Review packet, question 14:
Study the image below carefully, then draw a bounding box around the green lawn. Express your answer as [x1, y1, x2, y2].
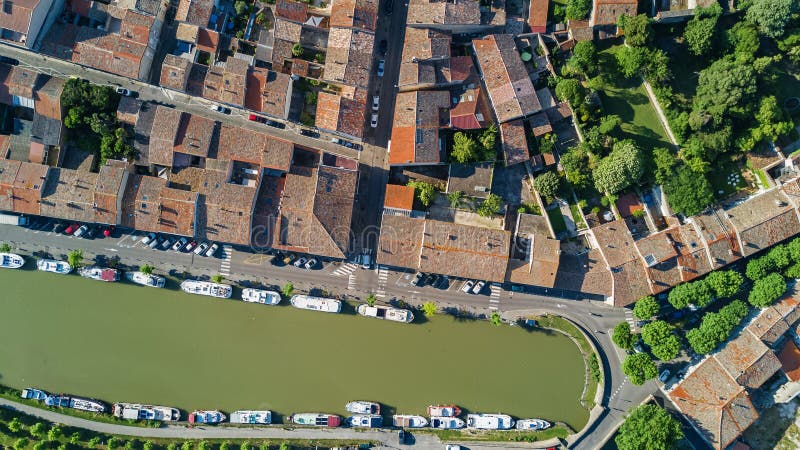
[596, 43, 674, 150]
[546, 206, 568, 234]
[569, 203, 587, 230]
[707, 157, 747, 199]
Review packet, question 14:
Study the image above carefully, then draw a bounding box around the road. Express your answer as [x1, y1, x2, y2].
[0, 221, 655, 449]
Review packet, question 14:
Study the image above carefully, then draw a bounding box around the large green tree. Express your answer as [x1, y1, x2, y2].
[704, 270, 743, 298]
[622, 353, 658, 385]
[668, 280, 712, 310]
[641, 321, 681, 361]
[663, 165, 713, 216]
[407, 180, 437, 207]
[613, 321, 637, 350]
[477, 194, 503, 217]
[618, 14, 652, 47]
[615, 404, 684, 450]
[749, 273, 787, 308]
[684, 4, 722, 56]
[572, 41, 599, 74]
[746, 255, 775, 281]
[616, 46, 644, 78]
[533, 172, 561, 201]
[745, 0, 797, 37]
[593, 140, 643, 194]
[451, 132, 480, 163]
[692, 57, 757, 129]
[565, 0, 592, 20]
[633, 296, 660, 321]
[559, 147, 593, 190]
[555, 78, 586, 106]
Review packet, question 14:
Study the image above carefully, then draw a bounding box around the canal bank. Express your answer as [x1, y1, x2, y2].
[0, 269, 590, 430]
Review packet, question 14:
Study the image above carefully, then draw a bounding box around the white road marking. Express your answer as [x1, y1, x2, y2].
[332, 263, 359, 277]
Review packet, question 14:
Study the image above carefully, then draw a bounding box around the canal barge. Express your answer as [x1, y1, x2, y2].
[392, 415, 428, 428]
[180, 280, 232, 298]
[0, 253, 24, 269]
[125, 271, 166, 288]
[345, 401, 380, 414]
[515, 419, 551, 430]
[79, 266, 120, 282]
[113, 403, 180, 421]
[37, 259, 72, 274]
[427, 405, 461, 417]
[20, 388, 48, 401]
[188, 410, 226, 424]
[230, 410, 272, 424]
[430, 416, 466, 429]
[290, 295, 341, 313]
[290, 413, 341, 427]
[241, 289, 281, 305]
[45, 395, 106, 413]
[466, 413, 515, 430]
[347, 414, 383, 428]
[356, 304, 414, 323]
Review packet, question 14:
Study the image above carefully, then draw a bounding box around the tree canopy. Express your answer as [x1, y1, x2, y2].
[746, 255, 776, 281]
[745, 0, 797, 37]
[748, 273, 787, 308]
[692, 57, 757, 129]
[407, 180, 437, 208]
[633, 296, 660, 321]
[533, 172, 561, 201]
[555, 78, 586, 106]
[663, 164, 714, 216]
[560, 147, 593, 190]
[572, 41, 599, 74]
[687, 300, 749, 354]
[565, 0, 592, 20]
[704, 270, 743, 298]
[451, 132, 480, 163]
[618, 14, 652, 47]
[668, 280, 712, 309]
[684, 4, 722, 56]
[641, 321, 681, 361]
[622, 353, 658, 385]
[477, 194, 503, 217]
[613, 321, 637, 350]
[593, 140, 644, 194]
[615, 404, 684, 450]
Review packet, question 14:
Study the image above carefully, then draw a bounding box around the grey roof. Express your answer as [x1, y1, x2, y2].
[31, 114, 62, 146]
[133, 102, 157, 165]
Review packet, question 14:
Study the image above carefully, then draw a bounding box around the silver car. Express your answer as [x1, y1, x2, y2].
[205, 243, 219, 257]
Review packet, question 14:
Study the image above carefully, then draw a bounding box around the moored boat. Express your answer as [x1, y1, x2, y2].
[466, 413, 514, 430]
[20, 388, 48, 401]
[427, 404, 461, 417]
[125, 271, 166, 288]
[188, 410, 226, 424]
[515, 419, 551, 430]
[357, 304, 414, 323]
[347, 414, 383, 428]
[44, 395, 70, 408]
[180, 280, 232, 298]
[393, 415, 428, 428]
[241, 289, 281, 305]
[0, 252, 24, 269]
[230, 410, 272, 424]
[345, 401, 380, 414]
[290, 295, 341, 313]
[113, 403, 180, 421]
[37, 259, 72, 274]
[430, 416, 465, 429]
[79, 266, 120, 282]
[290, 413, 341, 427]
[70, 397, 106, 413]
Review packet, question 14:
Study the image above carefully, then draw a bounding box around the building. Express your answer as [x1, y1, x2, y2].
[506, 212, 560, 288]
[406, 0, 505, 32]
[329, 0, 378, 32]
[397, 26, 453, 91]
[315, 86, 369, 141]
[323, 27, 375, 89]
[0, 0, 59, 48]
[499, 119, 529, 166]
[388, 90, 450, 165]
[528, 0, 549, 33]
[245, 67, 293, 119]
[590, 0, 638, 28]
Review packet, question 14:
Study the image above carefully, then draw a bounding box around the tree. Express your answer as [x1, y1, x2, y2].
[622, 353, 658, 385]
[615, 404, 684, 450]
[291, 43, 304, 57]
[69, 432, 81, 444]
[143, 441, 155, 450]
[616, 46, 644, 78]
[565, 0, 592, 20]
[491, 311, 502, 326]
[211, 274, 224, 283]
[234, 0, 249, 15]
[745, 0, 797, 37]
[593, 140, 643, 194]
[641, 48, 671, 83]
[597, 115, 622, 135]
[686, 327, 716, 354]
[746, 256, 775, 281]
[139, 264, 154, 275]
[47, 426, 62, 442]
[220, 442, 231, 450]
[785, 262, 800, 278]
[618, 14, 652, 47]
[652, 147, 676, 185]
[447, 190, 464, 208]
[14, 438, 29, 450]
[768, 244, 792, 270]
[692, 57, 756, 127]
[407, 180, 436, 207]
[451, 132, 480, 163]
[7, 417, 22, 434]
[668, 280, 711, 309]
[89, 437, 102, 447]
[68, 249, 83, 269]
[0, 242, 11, 252]
[684, 4, 722, 56]
[181, 442, 193, 450]
[749, 273, 787, 308]
[663, 165, 713, 216]
[281, 282, 294, 298]
[29, 423, 46, 439]
[533, 172, 561, 201]
[633, 296, 660, 321]
[476, 193, 503, 217]
[421, 301, 437, 317]
[612, 321, 637, 351]
[727, 22, 760, 61]
[478, 124, 497, 160]
[572, 41, 599, 74]
[641, 321, 681, 361]
[365, 293, 377, 307]
[279, 444, 291, 450]
[705, 270, 743, 298]
[560, 147, 593, 190]
[555, 78, 585, 106]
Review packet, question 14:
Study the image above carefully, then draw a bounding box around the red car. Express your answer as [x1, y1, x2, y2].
[248, 113, 266, 123]
[64, 223, 79, 234]
[103, 226, 114, 237]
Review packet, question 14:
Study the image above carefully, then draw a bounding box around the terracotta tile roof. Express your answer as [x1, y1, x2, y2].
[450, 87, 489, 130]
[175, 0, 214, 27]
[389, 90, 450, 165]
[33, 75, 64, 120]
[217, 124, 293, 172]
[669, 356, 758, 450]
[419, 220, 510, 282]
[160, 54, 192, 91]
[728, 189, 800, 257]
[202, 58, 248, 106]
[329, 0, 378, 31]
[592, 219, 637, 268]
[275, 0, 308, 22]
[407, 0, 480, 25]
[500, 119, 529, 166]
[92, 165, 127, 224]
[175, 22, 199, 43]
[119, 9, 154, 46]
[39, 167, 97, 222]
[121, 174, 198, 236]
[0, 0, 38, 35]
[614, 192, 642, 218]
[473, 34, 541, 123]
[274, 18, 302, 41]
[547, 101, 572, 122]
[244, 67, 290, 119]
[591, 0, 638, 26]
[315, 86, 368, 139]
[384, 184, 415, 210]
[196, 27, 219, 54]
[116, 96, 141, 126]
[747, 297, 800, 346]
[778, 340, 800, 382]
[506, 232, 560, 287]
[175, 113, 216, 157]
[186, 63, 207, 95]
[0, 159, 22, 211]
[639, 223, 712, 294]
[271, 38, 295, 68]
[148, 106, 182, 166]
[528, 0, 549, 33]
[398, 27, 451, 88]
[689, 209, 741, 269]
[528, 111, 552, 137]
[715, 328, 781, 388]
[195, 166, 257, 245]
[323, 27, 374, 88]
[377, 214, 425, 268]
[71, 27, 146, 79]
[0, 65, 39, 104]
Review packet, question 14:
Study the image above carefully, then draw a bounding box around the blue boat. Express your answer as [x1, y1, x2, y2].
[20, 388, 48, 401]
[45, 395, 71, 408]
[347, 414, 383, 428]
[189, 410, 226, 424]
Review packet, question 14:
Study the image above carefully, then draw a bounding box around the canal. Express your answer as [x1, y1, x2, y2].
[0, 269, 589, 430]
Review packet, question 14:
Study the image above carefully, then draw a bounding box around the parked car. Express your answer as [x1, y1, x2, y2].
[159, 236, 173, 250]
[205, 243, 219, 257]
[460, 280, 475, 294]
[428, 274, 441, 287]
[434, 275, 450, 290]
[410, 272, 424, 286]
[377, 60, 385, 77]
[361, 251, 371, 269]
[659, 369, 671, 383]
[194, 242, 210, 255]
[115, 87, 137, 97]
[293, 256, 308, 268]
[398, 429, 406, 445]
[378, 39, 388, 55]
[372, 96, 380, 111]
[422, 273, 435, 286]
[141, 232, 157, 245]
[300, 128, 319, 138]
[472, 280, 486, 294]
[282, 252, 297, 265]
[184, 240, 198, 253]
[84, 226, 97, 239]
[445, 445, 461, 450]
[102, 226, 114, 237]
[74, 225, 89, 237]
[266, 120, 285, 129]
[248, 113, 267, 123]
[209, 104, 231, 114]
[65, 223, 80, 235]
[370, 113, 378, 128]
[305, 258, 318, 269]
[148, 235, 161, 248]
[172, 237, 188, 251]
[52, 222, 66, 233]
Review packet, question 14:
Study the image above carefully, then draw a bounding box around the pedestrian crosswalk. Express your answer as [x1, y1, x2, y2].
[625, 309, 636, 327]
[375, 266, 389, 298]
[220, 245, 232, 276]
[332, 263, 359, 277]
[488, 283, 502, 310]
[348, 274, 357, 290]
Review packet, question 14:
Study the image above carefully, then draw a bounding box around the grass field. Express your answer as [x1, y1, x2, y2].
[707, 157, 747, 198]
[596, 42, 673, 150]
[546, 206, 568, 234]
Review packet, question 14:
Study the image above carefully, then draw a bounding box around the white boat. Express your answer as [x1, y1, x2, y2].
[189, 410, 226, 424]
[290, 413, 341, 427]
[345, 401, 380, 414]
[37, 259, 72, 274]
[180, 280, 232, 298]
[20, 388, 48, 401]
[113, 403, 180, 421]
[79, 266, 120, 282]
[430, 416, 465, 429]
[357, 304, 414, 323]
[230, 410, 272, 424]
[515, 419, 551, 430]
[0, 252, 24, 269]
[393, 415, 428, 428]
[241, 288, 281, 305]
[125, 271, 166, 288]
[70, 397, 106, 413]
[466, 413, 514, 430]
[346, 414, 383, 428]
[290, 295, 341, 313]
[427, 405, 461, 417]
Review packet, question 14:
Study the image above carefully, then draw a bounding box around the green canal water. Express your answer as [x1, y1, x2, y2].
[0, 269, 589, 429]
